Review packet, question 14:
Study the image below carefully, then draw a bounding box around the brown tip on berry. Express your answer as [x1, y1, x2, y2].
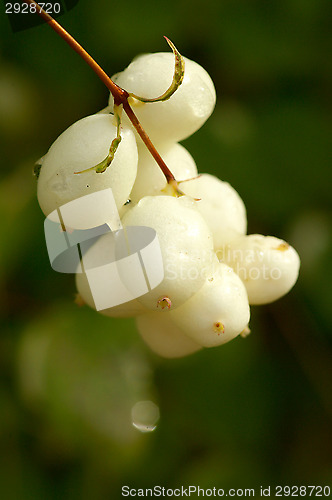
[213, 321, 225, 334]
[157, 296, 172, 310]
[275, 242, 290, 251]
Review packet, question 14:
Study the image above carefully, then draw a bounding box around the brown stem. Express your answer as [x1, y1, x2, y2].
[22, 0, 177, 185]
[123, 101, 175, 183]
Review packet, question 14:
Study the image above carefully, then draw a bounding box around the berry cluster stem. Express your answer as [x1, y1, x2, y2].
[23, 0, 176, 185]
[122, 101, 175, 183]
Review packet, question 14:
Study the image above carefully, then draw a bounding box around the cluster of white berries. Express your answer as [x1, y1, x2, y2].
[37, 51, 300, 359]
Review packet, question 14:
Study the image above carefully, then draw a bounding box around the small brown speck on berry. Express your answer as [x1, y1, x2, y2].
[213, 321, 225, 334]
[157, 296, 172, 310]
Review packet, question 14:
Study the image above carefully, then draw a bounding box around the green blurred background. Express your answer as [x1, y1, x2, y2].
[0, 0, 331, 498]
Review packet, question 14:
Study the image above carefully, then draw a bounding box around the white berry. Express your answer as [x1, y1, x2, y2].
[169, 262, 250, 347]
[181, 173, 247, 248]
[122, 195, 215, 311]
[219, 234, 300, 304]
[136, 312, 202, 358]
[37, 113, 138, 216]
[109, 52, 216, 143]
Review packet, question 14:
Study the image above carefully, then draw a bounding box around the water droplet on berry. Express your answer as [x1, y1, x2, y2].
[131, 400, 160, 433]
